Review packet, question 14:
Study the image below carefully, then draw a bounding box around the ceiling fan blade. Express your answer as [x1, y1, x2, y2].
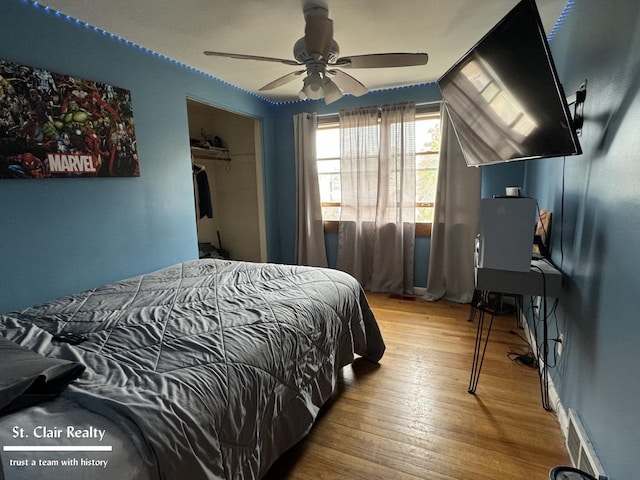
[203, 50, 301, 67]
[327, 70, 368, 97]
[304, 14, 334, 59]
[335, 53, 429, 69]
[259, 70, 306, 91]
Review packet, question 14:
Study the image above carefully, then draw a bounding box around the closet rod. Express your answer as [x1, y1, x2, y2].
[190, 153, 231, 162]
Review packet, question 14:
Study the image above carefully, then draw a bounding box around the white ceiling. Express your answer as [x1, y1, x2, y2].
[38, 0, 569, 104]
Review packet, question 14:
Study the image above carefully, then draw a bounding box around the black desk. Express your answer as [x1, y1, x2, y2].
[468, 259, 562, 410]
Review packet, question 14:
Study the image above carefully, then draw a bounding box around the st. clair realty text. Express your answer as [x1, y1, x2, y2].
[12, 425, 106, 441]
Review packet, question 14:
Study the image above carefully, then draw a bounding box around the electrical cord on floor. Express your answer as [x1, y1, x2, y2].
[507, 330, 539, 368]
[508, 351, 539, 368]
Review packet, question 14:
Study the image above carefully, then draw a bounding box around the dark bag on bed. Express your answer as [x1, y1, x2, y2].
[0, 336, 85, 415]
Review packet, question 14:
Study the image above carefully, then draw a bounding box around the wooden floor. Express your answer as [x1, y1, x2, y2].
[264, 292, 569, 480]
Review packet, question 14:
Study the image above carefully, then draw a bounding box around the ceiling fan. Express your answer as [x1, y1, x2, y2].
[203, 5, 429, 104]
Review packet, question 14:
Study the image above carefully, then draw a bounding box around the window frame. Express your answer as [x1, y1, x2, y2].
[317, 105, 440, 237]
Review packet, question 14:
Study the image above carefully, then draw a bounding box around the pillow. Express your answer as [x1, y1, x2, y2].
[0, 336, 85, 415]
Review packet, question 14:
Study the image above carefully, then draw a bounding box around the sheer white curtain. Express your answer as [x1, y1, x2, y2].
[337, 102, 416, 294]
[294, 112, 327, 267]
[423, 105, 481, 303]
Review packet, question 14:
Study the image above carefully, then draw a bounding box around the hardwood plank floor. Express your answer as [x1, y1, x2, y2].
[264, 292, 569, 479]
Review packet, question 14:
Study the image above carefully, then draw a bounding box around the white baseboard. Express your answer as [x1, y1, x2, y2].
[518, 309, 569, 436]
[521, 314, 608, 480]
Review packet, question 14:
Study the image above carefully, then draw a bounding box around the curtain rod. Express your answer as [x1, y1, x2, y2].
[417, 100, 443, 108]
[316, 100, 442, 119]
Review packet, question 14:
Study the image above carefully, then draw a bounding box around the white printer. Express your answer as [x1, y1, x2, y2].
[476, 197, 537, 272]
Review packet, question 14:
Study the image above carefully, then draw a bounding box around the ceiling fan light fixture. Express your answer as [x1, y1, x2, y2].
[301, 72, 324, 100]
[322, 77, 343, 104]
[307, 72, 323, 92]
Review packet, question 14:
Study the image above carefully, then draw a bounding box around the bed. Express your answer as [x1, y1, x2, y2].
[0, 258, 385, 479]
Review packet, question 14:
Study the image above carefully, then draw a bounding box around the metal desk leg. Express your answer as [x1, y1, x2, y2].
[515, 294, 523, 329]
[468, 289, 481, 322]
[468, 290, 497, 394]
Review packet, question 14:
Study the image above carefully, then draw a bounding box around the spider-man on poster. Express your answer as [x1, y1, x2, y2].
[0, 58, 138, 178]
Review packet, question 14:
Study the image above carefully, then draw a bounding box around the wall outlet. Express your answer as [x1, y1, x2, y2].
[534, 295, 542, 313]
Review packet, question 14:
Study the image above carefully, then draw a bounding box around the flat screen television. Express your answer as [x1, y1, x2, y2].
[438, 0, 582, 167]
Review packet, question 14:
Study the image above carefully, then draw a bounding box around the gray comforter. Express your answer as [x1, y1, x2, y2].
[0, 259, 385, 479]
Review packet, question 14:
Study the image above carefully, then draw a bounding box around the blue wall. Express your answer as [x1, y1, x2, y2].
[0, 0, 275, 312]
[523, 1, 640, 478]
[481, 162, 526, 198]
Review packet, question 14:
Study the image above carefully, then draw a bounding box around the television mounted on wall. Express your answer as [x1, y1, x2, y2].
[437, 0, 582, 167]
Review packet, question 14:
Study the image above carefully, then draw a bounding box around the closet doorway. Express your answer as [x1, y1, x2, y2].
[186, 98, 267, 263]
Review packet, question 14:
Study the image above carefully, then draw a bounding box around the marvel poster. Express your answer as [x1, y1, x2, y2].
[0, 58, 138, 178]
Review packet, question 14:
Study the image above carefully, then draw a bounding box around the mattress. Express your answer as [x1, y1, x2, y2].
[0, 259, 385, 479]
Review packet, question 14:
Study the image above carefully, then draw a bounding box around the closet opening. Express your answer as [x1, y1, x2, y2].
[186, 97, 267, 262]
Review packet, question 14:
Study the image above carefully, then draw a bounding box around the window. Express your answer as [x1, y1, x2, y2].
[316, 123, 341, 222]
[316, 108, 441, 235]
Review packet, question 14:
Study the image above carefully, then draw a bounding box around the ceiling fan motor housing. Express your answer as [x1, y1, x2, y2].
[293, 37, 340, 64]
[303, 5, 329, 18]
